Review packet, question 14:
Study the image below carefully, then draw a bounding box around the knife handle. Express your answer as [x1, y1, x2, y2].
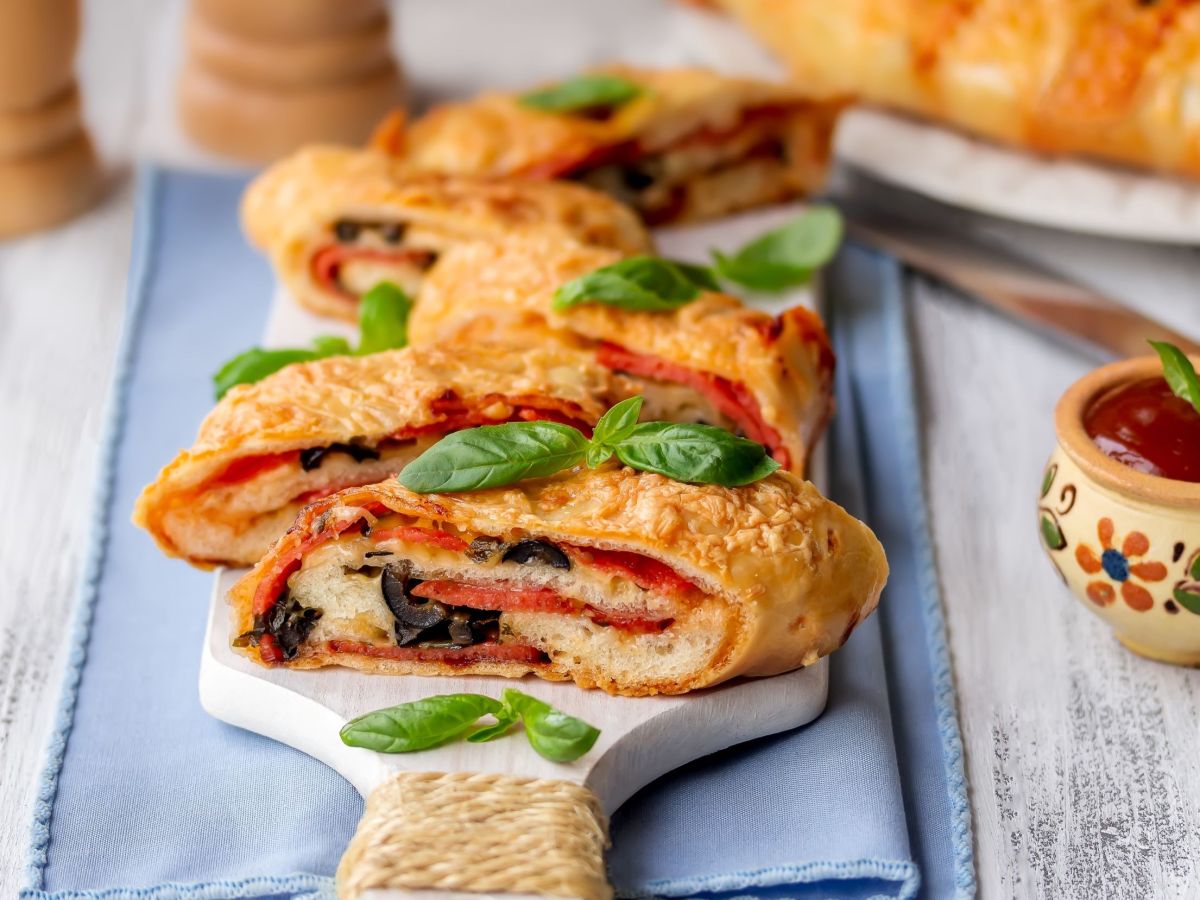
[337, 770, 611, 900]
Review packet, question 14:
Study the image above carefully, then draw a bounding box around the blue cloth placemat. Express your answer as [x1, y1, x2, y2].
[22, 168, 973, 899]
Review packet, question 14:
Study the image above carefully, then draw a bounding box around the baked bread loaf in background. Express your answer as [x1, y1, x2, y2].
[709, 0, 1200, 179]
[229, 468, 887, 695]
[241, 145, 651, 320]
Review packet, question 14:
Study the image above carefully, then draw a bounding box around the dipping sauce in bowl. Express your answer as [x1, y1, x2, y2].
[1084, 377, 1200, 483]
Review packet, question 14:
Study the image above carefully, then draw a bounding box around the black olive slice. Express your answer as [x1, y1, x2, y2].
[502, 539, 570, 570]
[300, 442, 382, 472]
[263, 595, 323, 660]
[467, 536, 505, 563]
[334, 219, 361, 242]
[381, 564, 447, 629]
[447, 611, 474, 645]
[378, 222, 406, 244]
[364, 550, 393, 559]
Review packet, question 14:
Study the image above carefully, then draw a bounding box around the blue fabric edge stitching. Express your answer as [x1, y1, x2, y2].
[22, 167, 166, 896]
[19, 172, 949, 900]
[881, 257, 977, 897]
[617, 857, 919, 900]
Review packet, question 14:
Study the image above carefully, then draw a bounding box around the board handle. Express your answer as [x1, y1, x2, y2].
[336, 771, 612, 900]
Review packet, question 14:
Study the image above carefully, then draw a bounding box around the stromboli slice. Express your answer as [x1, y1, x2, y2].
[227, 468, 887, 696]
[374, 65, 843, 223]
[241, 144, 651, 321]
[408, 232, 834, 474]
[133, 342, 632, 568]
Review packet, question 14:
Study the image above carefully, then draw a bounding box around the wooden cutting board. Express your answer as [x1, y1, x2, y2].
[200, 570, 828, 899]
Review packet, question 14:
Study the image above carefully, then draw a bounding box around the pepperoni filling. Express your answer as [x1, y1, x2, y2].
[311, 243, 437, 301]
[595, 341, 791, 470]
[247, 526, 692, 666]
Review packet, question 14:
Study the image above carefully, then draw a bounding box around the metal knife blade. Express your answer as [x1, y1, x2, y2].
[837, 205, 1200, 360]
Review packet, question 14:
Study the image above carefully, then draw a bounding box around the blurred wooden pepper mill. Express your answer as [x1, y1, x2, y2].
[0, 0, 102, 238]
[179, 0, 405, 163]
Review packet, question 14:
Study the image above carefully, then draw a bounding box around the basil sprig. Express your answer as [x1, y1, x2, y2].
[549, 208, 843, 314]
[518, 73, 642, 115]
[552, 257, 719, 313]
[398, 396, 779, 493]
[1149, 340, 1200, 416]
[713, 206, 843, 291]
[340, 689, 600, 762]
[213, 281, 412, 399]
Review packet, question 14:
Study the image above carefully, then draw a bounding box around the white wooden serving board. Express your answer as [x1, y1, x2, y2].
[201, 570, 829, 811]
[198, 206, 831, 896]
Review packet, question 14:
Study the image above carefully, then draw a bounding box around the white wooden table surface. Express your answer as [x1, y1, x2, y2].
[2, 2, 1198, 898]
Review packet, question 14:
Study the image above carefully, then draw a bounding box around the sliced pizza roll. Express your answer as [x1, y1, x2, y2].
[133, 342, 630, 568]
[228, 467, 887, 696]
[408, 232, 834, 475]
[241, 145, 652, 321]
[374, 65, 843, 224]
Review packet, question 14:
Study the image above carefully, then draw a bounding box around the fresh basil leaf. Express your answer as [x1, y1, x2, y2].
[340, 693, 502, 753]
[466, 709, 519, 743]
[311, 335, 354, 356]
[585, 444, 614, 468]
[213, 347, 326, 399]
[552, 257, 715, 313]
[614, 422, 780, 486]
[356, 281, 412, 356]
[713, 206, 843, 292]
[518, 73, 642, 115]
[672, 261, 722, 292]
[1148, 340, 1200, 416]
[501, 689, 600, 762]
[592, 396, 644, 446]
[399, 421, 590, 493]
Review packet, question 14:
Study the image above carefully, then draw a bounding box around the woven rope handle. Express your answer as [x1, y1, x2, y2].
[336, 771, 612, 900]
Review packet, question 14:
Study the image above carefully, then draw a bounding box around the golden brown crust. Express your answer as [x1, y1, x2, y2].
[409, 232, 834, 473]
[228, 467, 887, 694]
[712, 0, 1200, 178]
[241, 144, 652, 320]
[385, 65, 842, 221]
[133, 341, 625, 566]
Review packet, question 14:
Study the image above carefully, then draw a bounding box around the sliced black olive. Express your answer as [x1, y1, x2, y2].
[621, 166, 656, 192]
[334, 219, 361, 242]
[364, 550, 393, 559]
[299, 442, 382, 472]
[381, 564, 447, 629]
[263, 595, 323, 660]
[467, 536, 505, 563]
[502, 539, 570, 570]
[378, 222, 406, 244]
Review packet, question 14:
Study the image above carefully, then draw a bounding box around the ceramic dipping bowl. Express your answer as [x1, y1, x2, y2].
[1039, 354, 1200, 665]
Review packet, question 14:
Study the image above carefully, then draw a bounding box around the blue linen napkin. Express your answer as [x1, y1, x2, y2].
[21, 169, 973, 899]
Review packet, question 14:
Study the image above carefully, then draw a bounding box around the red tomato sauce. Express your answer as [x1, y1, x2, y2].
[1085, 376, 1200, 483]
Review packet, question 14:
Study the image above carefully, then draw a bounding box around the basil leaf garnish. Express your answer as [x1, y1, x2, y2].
[213, 346, 328, 400]
[500, 689, 600, 762]
[211, 280, 412, 399]
[712, 206, 843, 292]
[1149, 340, 1200, 416]
[398, 398, 780, 492]
[592, 395, 644, 446]
[356, 281, 412, 356]
[340, 693, 502, 753]
[398, 421, 590, 493]
[518, 73, 642, 115]
[552, 257, 718, 313]
[615, 422, 781, 486]
[466, 709, 519, 744]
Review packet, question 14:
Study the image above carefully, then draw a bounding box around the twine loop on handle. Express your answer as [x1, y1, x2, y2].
[337, 770, 612, 900]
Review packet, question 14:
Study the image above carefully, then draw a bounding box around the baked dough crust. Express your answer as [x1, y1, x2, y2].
[408, 232, 834, 474]
[228, 467, 888, 695]
[711, 0, 1200, 178]
[377, 65, 843, 222]
[241, 144, 652, 320]
[134, 341, 627, 567]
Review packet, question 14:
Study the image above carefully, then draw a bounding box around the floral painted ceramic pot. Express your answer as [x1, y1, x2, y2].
[1039, 355, 1200, 666]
